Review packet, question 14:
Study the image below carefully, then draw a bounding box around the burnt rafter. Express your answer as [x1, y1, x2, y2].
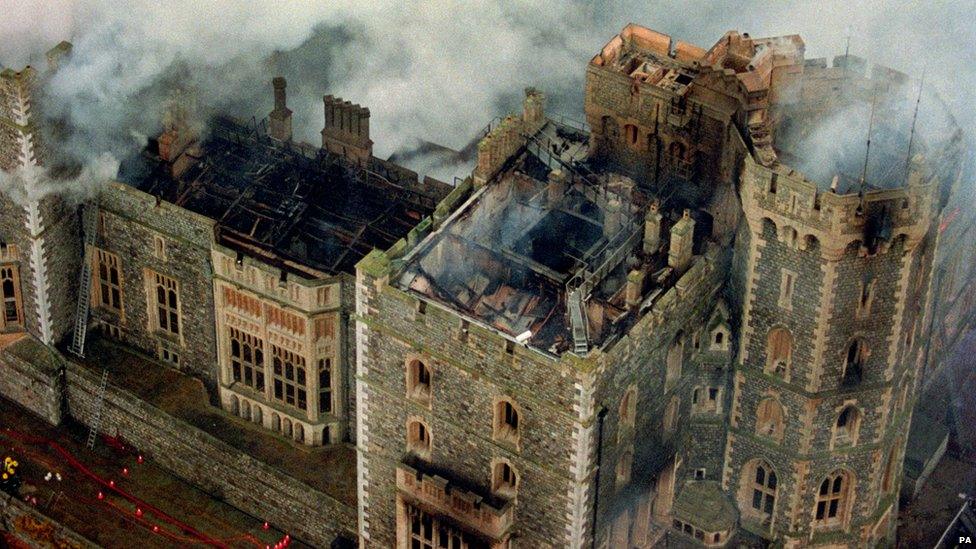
[119, 115, 443, 276]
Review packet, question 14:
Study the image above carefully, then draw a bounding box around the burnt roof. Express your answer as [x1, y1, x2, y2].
[120, 117, 443, 276]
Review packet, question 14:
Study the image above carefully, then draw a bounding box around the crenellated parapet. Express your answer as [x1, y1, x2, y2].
[471, 87, 547, 188]
[739, 153, 937, 260]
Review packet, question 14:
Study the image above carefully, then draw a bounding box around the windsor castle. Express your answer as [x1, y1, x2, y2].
[1, 23, 974, 548]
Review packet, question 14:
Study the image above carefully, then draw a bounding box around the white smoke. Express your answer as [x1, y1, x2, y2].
[0, 152, 118, 206]
[1, 0, 973, 183]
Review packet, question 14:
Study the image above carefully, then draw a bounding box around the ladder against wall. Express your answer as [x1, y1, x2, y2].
[567, 289, 589, 355]
[86, 369, 109, 450]
[68, 203, 98, 358]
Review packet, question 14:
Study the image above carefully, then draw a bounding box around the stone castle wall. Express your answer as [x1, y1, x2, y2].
[93, 184, 218, 388]
[356, 263, 583, 548]
[64, 360, 357, 547]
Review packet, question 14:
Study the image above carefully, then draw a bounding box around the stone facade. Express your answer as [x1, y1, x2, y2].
[0, 22, 972, 549]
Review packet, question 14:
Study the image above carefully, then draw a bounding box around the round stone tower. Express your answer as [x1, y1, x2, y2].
[724, 149, 938, 546]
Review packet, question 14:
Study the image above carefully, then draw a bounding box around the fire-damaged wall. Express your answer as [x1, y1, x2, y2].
[92, 183, 219, 388]
[356, 251, 587, 548]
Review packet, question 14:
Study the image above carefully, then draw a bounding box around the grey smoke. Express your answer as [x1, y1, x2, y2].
[1, 0, 973, 184]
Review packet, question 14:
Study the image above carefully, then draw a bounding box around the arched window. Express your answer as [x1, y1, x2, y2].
[616, 448, 634, 488]
[665, 333, 684, 392]
[881, 447, 897, 493]
[1, 266, 23, 328]
[668, 141, 686, 160]
[319, 358, 333, 414]
[407, 419, 431, 457]
[751, 462, 777, 517]
[833, 406, 860, 447]
[814, 471, 851, 526]
[843, 340, 867, 386]
[624, 124, 639, 146]
[756, 399, 785, 441]
[766, 328, 793, 377]
[494, 399, 520, 446]
[619, 386, 637, 429]
[663, 396, 680, 434]
[407, 358, 432, 402]
[492, 460, 518, 498]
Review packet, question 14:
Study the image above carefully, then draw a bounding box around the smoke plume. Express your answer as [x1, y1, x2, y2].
[1, 1, 973, 183]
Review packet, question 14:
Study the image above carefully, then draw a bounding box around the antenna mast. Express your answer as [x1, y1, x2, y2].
[904, 71, 925, 184]
[859, 85, 879, 199]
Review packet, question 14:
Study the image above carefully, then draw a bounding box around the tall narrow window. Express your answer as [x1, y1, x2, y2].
[766, 327, 793, 377]
[229, 328, 264, 392]
[665, 333, 684, 392]
[663, 396, 680, 434]
[407, 419, 431, 456]
[407, 359, 432, 402]
[857, 276, 875, 317]
[492, 460, 519, 498]
[93, 248, 123, 313]
[624, 124, 639, 146]
[779, 270, 796, 309]
[833, 405, 860, 447]
[751, 462, 777, 517]
[494, 398, 520, 446]
[814, 471, 851, 526]
[756, 398, 785, 441]
[881, 446, 897, 493]
[272, 345, 307, 411]
[843, 340, 867, 386]
[616, 447, 634, 488]
[619, 386, 637, 429]
[319, 358, 333, 414]
[149, 271, 180, 336]
[152, 235, 167, 261]
[0, 266, 23, 329]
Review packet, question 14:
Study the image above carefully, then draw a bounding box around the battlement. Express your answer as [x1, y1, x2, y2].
[321, 94, 372, 165]
[472, 88, 546, 187]
[741, 152, 936, 258]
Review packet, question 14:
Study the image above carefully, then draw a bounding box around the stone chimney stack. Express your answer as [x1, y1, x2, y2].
[45, 41, 73, 72]
[268, 76, 293, 142]
[321, 95, 373, 165]
[523, 87, 545, 132]
[668, 209, 696, 272]
[643, 202, 663, 254]
[547, 169, 567, 205]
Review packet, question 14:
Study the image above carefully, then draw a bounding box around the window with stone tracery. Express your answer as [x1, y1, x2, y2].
[0, 266, 23, 330]
[229, 327, 264, 392]
[272, 345, 307, 411]
[148, 270, 180, 337]
[814, 471, 851, 527]
[93, 248, 123, 314]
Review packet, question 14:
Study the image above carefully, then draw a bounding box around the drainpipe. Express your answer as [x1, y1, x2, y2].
[590, 406, 608, 549]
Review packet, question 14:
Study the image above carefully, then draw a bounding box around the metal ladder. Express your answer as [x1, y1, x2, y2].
[86, 369, 109, 449]
[567, 290, 589, 355]
[68, 204, 98, 357]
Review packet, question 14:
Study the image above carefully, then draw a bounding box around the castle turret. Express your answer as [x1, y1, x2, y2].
[0, 64, 80, 345]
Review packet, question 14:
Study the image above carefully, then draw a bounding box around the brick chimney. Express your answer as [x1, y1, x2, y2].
[668, 209, 696, 272]
[268, 76, 293, 142]
[321, 95, 372, 165]
[643, 202, 663, 254]
[45, 41, 72, 72]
